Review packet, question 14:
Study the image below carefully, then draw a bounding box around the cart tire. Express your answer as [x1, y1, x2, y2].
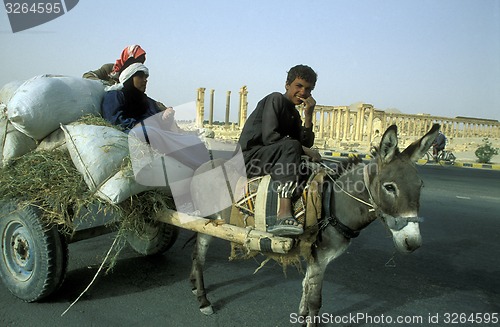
[125, 220, 178, 256]
[0, 201, 68, 302]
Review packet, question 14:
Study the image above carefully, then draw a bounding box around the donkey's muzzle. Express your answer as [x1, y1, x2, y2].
[389, 221, 422, 253]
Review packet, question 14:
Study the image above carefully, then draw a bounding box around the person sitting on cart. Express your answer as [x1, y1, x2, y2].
[432, 130, 446, 161]
[82, 44, 147, 86]
[101, 63, 209, 170]
[237, 64, 321, 237]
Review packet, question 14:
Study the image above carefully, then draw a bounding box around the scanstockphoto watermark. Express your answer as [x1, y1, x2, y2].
[290, 312, 500, 325]
[290, 312, 425, 325]
[3, 0, 79, 33]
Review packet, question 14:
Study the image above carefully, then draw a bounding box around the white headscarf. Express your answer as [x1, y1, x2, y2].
[119, 63, 149, 84]
[105, 63, 149, 91]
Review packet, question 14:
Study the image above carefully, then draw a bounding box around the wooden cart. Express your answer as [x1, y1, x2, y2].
[0, 193, 294, 302]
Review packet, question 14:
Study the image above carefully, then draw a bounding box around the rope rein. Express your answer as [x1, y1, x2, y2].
[319, 162, 376, 212]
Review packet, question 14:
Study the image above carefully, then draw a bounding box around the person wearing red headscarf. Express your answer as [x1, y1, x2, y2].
[82, 45, 147, 85]
[110, 45, 146, 78]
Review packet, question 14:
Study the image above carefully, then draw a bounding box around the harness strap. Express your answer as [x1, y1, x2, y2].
[320, 162, 374, 210]
[320, 162, 422, 234]
[320, 179, 360, 239]
[327, 216, 360, 239]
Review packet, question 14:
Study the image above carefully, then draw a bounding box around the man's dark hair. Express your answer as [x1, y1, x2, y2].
[286, 65, 317, 87]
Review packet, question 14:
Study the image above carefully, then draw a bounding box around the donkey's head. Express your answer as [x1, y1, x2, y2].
[367, 123, 439, 253]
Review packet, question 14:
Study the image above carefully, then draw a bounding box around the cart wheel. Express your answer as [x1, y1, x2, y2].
[125, 220, 178, 256]
[0, 201, 68, 302]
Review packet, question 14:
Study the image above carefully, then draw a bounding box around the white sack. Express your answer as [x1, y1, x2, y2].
[62, 124, 151, 204]
[7, 75, 105, 140]
[0, 80, 24, 105]
[0, 114, 37, 165]
[36, 128, 67, 152]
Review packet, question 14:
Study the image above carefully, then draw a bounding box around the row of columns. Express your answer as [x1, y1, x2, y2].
[379, 114, 500, 139]
[195, 87, 500, 143]
[311, 105, 500, 144]
[195, 86, 248, 128]
[305, 104, 376, 144]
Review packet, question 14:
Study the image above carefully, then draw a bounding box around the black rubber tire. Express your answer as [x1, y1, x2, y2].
[448, 153, 456, 164]
[0, 201, 68, 302]
[125, 220, 178, 256]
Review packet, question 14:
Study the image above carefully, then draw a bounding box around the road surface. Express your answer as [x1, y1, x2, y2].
[1, 165, 499, 326]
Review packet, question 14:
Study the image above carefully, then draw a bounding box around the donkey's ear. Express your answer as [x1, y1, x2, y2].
[403, 123, 440, 161]
[379, 125, 398, 163]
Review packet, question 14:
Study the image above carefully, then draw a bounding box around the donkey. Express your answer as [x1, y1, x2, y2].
[189, 123, 439, 323]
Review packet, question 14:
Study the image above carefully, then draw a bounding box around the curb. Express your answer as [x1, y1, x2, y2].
[320, 151, 500, 170]
[453, 162, 500, 170]
[321, 151, 372, 160]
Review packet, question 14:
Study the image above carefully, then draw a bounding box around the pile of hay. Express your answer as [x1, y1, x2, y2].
[0, 149, 99, 233]
[0, 116, 174, 236]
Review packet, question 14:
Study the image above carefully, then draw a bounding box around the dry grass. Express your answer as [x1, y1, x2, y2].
[0, 149, 99, 233]
[0, 116, 174, 236]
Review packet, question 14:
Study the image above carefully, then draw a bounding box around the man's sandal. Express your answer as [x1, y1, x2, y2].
[267, 216, 304, 236]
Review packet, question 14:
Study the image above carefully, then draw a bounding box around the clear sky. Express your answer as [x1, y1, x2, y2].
[1, 0, 499, 122]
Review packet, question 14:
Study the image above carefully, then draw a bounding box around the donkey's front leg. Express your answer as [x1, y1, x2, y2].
[298, 259, 328, 326]
[299, 237, 346, 327]
[189, 233, 214, 315]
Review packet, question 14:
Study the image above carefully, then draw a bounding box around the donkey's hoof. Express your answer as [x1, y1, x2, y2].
[191, 288, 197, 295]
[200, 305, 214, 315]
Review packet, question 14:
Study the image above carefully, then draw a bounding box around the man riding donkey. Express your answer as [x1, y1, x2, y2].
[237, 64, 322, 236]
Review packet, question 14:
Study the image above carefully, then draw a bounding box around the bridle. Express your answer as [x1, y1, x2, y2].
[319, 161, 422, 239]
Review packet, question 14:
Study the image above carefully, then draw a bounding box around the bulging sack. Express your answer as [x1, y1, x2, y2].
[0, 80, 24, 105]
[7, 75, 105, 140]
[0, 114, 37, 165]
[62, 124, 152, 204]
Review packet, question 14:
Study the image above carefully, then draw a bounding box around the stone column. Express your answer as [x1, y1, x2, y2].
[335, 107, 342, 140]
[225, 91, 231, 127]
[209, 89, 215, 125]
[384, 113, 390, 132]
[239, 86, 248, 129]
[366, 105, 374, 145]
[362, 108, 367, 141]
[355, 105, 362, 141]
[329, 109, 335, 140]
[319, 107, 325, 140]
[196, 87, 206, 128]
[343, 107, 350, 141]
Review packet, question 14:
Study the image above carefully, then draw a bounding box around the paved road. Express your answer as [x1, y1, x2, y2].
[1, 165, 499, 327]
